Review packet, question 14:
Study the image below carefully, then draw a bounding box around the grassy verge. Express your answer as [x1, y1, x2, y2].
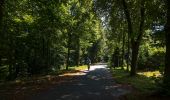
[110, 68, 168, 100]
[111, 68, 161, 93]
[68, 65, 88, 71]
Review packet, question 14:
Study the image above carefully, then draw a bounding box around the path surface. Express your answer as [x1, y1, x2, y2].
[28, 64, 131, 100]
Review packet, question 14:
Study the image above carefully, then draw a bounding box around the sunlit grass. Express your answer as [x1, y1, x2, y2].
[58, 65, 88, 72]
[138, 71, 161, 77]
[111, 69, 162, 93]
[58, 65, 88, 76]
[70, 65, 88, 71]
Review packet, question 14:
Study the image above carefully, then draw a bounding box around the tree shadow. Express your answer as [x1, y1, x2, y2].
[27, 67, 131, 100]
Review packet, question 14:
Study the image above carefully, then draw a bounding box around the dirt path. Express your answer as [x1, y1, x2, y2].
[28, 64, 131, 100]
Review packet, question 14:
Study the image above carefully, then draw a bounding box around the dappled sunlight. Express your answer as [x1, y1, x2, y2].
[0, 70, 88, 100]
[0, 0, 169, 99]
[24, 64, 133, 100]
[0, 64, 133, 100]
[138, 71, 162, 77]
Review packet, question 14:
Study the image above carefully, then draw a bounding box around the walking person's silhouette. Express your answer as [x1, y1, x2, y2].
[86, 57, 91, 70]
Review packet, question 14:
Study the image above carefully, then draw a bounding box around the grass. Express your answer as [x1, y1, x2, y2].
[68, 65, 88, 71]
[111, 68, 162, 93]
[110, 68, 168, 100]
[138, 71, 161, 77]
[74, 65, 88, 70]
[47, 65, 88, 76]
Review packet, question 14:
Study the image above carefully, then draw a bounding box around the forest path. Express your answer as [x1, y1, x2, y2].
[28, 64, 131, 100]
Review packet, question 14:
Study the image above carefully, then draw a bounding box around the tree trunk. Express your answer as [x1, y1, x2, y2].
[127, 33, 130, 71]
[0, 56, 1, 66]
[122, 0, 145, 76]
[130, 41, 139, 76]
[0, 0, 5, 66]
[122, 0, 133, 72]
[122, 31, 125, 69]
[76, 36, 80, 67]
[0, 0, 5, 26]
[130, 0, 145, 76]
[164, 0, 170, 86]
[122, 0, 133, 36]
[66, 32, 71, 70]
[8, 40, 14, 80]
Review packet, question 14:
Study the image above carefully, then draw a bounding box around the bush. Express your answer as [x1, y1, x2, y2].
[138, 46, 165, 71]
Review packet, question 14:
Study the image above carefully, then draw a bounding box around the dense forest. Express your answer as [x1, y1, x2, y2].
[0, 0, 106, 80]
[0, 0, 170, 97]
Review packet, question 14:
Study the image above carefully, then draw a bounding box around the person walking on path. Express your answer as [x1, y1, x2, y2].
[86, 57, 91, 70]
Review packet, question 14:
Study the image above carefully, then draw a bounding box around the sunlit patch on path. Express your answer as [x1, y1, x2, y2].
[89, 64, 107, 71]
[59, 72, 86, 76]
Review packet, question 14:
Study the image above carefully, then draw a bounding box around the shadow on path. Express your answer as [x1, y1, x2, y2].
[28, 64, 131, 100]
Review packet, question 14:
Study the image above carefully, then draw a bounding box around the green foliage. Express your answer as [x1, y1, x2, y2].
[138, 30, 165, 71]
[0, 0, 103, 80]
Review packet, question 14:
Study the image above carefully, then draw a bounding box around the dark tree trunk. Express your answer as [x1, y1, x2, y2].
[66, 32, 71, 70]
[121, 31, 125, 69]
[7, 41, 14, 80]
[0, 56, 1, 66]
[164, 0, 170, 86]
[122, 0, 133, 36]
[114, 47, 120, 68]
[122, 0, 133, 72]
[76, 36, 80, 67]
[0, 0, 5, 25]
[130, 42, 139, 76]
[127, 33, 130, 71]
[46, 39, 50, 73]
[0, 0, 5, 66]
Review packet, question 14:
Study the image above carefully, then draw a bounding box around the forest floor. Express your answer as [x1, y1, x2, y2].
[0, 64, 169, 100]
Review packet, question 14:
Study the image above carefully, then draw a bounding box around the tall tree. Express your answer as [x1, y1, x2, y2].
[164, 0, 170, 88]
[0, 0, 4, 25]
[0, 0, 5, 66]
[122, 0, 145, 76]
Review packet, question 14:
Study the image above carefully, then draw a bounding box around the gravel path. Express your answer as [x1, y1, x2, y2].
[28, 64, 131, 100]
